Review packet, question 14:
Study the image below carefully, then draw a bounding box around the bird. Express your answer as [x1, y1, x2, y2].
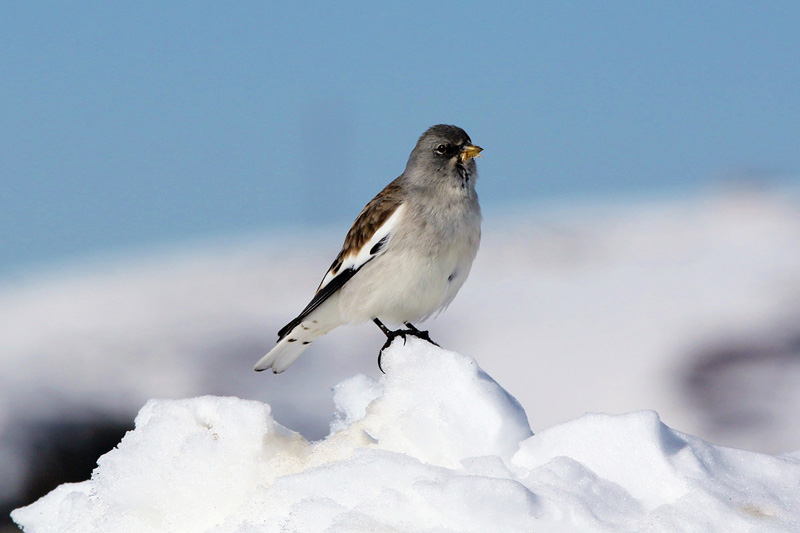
[255, 124, 483, 374]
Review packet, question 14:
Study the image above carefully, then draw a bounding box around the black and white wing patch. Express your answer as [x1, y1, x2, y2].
[276, 204, 405, 340]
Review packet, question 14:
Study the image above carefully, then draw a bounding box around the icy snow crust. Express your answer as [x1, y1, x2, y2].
[13, 339, 800, 532]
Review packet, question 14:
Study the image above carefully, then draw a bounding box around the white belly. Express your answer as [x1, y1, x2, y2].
[337, 230, 479, 325]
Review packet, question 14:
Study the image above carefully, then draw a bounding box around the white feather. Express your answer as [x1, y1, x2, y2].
[256, 206, 406, 373]
[316, 204, 406, 291]
[253, 301, 340, 373]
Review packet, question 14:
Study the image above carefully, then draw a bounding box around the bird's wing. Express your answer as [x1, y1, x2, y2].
[276, 187, 406, 340]
[315, 202, 405, 293]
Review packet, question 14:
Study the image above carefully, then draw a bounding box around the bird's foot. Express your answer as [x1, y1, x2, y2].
[372, 319, 440, 373]
[377, 329, 408, 373]
[403, 322, 440, 347]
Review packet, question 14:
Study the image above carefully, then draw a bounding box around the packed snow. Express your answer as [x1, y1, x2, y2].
[12, 339, 800, 532]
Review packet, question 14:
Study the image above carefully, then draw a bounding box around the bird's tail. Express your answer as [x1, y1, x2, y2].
[254, 319, 332, 373]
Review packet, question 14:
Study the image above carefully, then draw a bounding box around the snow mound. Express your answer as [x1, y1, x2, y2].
[13, 339, 800, 532]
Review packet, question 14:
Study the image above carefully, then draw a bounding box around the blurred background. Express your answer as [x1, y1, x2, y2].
[3, 2, 800, 529]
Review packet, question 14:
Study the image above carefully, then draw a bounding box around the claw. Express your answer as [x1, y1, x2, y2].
[403, 322, 439, 347]
[377, 329, 407, 373]
[373, 318, 439, 373]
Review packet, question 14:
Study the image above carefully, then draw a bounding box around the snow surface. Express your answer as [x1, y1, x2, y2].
[12, 339, 800, 532]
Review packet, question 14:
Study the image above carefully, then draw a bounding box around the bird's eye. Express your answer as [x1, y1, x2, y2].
[435, 144, 448, 154]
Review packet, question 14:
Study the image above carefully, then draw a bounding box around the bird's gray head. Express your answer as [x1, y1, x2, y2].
[403, 124, 482, 189]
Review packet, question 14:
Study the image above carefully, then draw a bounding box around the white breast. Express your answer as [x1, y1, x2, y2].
[336, 209, 481, 325]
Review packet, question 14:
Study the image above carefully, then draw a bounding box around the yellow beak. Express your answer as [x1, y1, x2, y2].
[460, 144, 483, 162]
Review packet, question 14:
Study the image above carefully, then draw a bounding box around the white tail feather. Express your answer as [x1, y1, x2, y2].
[255, 318, 335, 373]
[254, 335, 312, 373]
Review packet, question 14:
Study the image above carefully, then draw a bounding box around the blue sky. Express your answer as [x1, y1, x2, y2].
[2, 2, 799, 276]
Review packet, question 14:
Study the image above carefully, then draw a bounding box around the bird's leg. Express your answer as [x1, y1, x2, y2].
[373, 318, 407, 373]
[403, 322, 439, 347]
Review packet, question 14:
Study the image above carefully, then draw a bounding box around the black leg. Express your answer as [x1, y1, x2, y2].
[403, 322, 439, 347]
[373, 318, 408, 373]
[373, 318, 393, 337]
[371, 319, 440, 372]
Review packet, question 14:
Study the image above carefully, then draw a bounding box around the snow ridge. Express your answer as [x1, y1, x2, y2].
[13, 339, 800, 532]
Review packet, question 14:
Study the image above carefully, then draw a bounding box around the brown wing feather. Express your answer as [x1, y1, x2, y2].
[324, 177, 405, 280]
